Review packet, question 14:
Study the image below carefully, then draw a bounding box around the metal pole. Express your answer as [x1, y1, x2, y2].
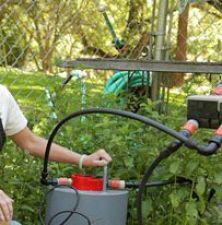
[148, 0, 157, 60]
[151, 0, 169, 101]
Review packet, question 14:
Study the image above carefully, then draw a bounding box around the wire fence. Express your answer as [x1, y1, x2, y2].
[1, 0, 221, 68]
[0, 0, 221, 102]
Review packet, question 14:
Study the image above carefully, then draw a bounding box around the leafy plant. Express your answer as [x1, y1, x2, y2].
[1, 68, 222, 225]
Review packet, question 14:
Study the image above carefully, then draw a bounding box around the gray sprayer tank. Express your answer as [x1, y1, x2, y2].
[46, 187, 128, 225]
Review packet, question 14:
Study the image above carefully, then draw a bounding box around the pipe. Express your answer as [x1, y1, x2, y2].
[41, 108, 222, 185]
[151, 0, 169, 101]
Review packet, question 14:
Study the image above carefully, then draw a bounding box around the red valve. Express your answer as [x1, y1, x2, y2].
[71, 174, 103, 191]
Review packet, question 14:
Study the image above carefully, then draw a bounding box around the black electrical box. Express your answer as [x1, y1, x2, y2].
[187, 95, 222, 129]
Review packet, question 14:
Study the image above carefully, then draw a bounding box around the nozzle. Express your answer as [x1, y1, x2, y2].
[98, 3, 106, 12]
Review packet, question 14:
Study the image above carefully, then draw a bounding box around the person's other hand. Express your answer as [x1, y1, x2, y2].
[83, 149, 112, 167]
[0, 190, 13, 222]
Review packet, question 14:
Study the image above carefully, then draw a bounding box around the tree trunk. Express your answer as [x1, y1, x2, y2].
[122, 0, 149, 58]
[170, 4, 190, 87]
[41, 48, 54, 73]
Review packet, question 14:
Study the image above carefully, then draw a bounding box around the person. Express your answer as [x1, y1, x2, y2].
[0, 84, 112, 224]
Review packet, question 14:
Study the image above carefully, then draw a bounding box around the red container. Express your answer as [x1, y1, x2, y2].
[71, 174, 103, 191]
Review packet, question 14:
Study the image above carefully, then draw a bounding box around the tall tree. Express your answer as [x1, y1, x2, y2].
[171, 4, 190, 87]
[7, 0, 84, 72]
[123, 0, 150, 58]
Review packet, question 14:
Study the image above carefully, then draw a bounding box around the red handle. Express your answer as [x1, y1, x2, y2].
[71, 174, 103, 191]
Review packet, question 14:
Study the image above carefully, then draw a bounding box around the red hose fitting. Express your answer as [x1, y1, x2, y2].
[215, 125, 222, 136]
[109, 179, 125, 189]
[182, 119, 199, 135]
[57, 178, 72, 186]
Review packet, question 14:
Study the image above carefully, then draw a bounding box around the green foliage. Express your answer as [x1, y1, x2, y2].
[1, 69, 222, 225]
[0, 0, 152, 71]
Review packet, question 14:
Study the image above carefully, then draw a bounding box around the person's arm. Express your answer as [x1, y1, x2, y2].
[10, 127, 112, 167]
[0, 85, 112, 223]
[0, 128, 111, 223]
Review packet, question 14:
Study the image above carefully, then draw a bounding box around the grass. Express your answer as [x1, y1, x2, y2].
[0, 67, 111, 130]
[0, 67, 110, 224]
[1, 68, 214, 225]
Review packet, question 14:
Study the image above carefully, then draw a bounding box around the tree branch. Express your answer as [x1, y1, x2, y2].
[207, 0, 222, 13]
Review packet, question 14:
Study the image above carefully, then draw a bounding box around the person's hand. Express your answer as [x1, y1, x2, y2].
[0, 190, 13, 223]
[83, 149, 112, 167]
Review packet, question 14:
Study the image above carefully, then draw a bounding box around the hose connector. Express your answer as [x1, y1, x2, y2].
[196, 125, 222, 156]
[209, 125, 222, 148]
[182, 119, 199, 136]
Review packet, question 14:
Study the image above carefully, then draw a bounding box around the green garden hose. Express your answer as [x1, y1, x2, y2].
[99, 4, 151, 97]
[104, 71, 151, 95]
[99, 4, 125, 50]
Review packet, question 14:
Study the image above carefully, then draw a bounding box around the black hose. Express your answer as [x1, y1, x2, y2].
[196, 142, 218, 156]
[62, 73, 73, 87]
[135, 130, 218, 225]
[136, 139, 184, 225]
[126, 176, 192, 188]
[39, 108, 222, 225]
[39, 186, 81, 225]
[47, 211, 91, 225]
[41, 108, 221, 184]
